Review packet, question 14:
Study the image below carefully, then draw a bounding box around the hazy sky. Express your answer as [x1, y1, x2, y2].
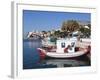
[23, 10, 91, 33]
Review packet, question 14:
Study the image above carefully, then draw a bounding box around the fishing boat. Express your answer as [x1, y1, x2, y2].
[37, 38, 90, 59]
[37, 47, 89, 58]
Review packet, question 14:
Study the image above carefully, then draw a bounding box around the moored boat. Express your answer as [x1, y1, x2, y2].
[37, 47, 89, 58]
[37, 38, 91, 59]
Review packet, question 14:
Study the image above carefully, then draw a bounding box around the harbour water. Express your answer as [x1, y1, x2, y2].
[23, 40, 90, 69]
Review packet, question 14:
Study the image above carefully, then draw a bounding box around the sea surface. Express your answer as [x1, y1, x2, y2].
[23, 39, 90, 69]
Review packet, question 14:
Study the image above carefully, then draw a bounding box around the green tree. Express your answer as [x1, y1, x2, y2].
[61, 20, 80, 38]
[42, 31, 47, 34]
[61, 20, 80, 33]
[54, 30, 60, 37]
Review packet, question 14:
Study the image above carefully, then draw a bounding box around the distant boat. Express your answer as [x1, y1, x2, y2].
[41, 37, 56, 47]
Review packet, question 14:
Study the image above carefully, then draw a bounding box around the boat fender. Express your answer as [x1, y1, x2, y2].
[64, 47, 68, 53]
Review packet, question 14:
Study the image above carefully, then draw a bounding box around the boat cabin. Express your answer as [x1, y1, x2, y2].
[56, 38, 77, 53]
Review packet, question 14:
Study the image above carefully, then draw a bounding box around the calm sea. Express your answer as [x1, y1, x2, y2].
[23, 40, 90, 69]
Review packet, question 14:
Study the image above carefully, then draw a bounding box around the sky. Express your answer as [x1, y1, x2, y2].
[23, 10, 91, 33]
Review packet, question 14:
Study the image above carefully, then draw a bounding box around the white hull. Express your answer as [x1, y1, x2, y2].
[37, 48, 88, 58]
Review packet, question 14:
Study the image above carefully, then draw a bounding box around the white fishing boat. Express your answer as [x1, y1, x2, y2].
[37, 38, 90, 58]
[37, 47, 89, 58]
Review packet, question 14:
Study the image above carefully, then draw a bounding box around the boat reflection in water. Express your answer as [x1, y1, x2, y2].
[41, 55, 90, 68]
